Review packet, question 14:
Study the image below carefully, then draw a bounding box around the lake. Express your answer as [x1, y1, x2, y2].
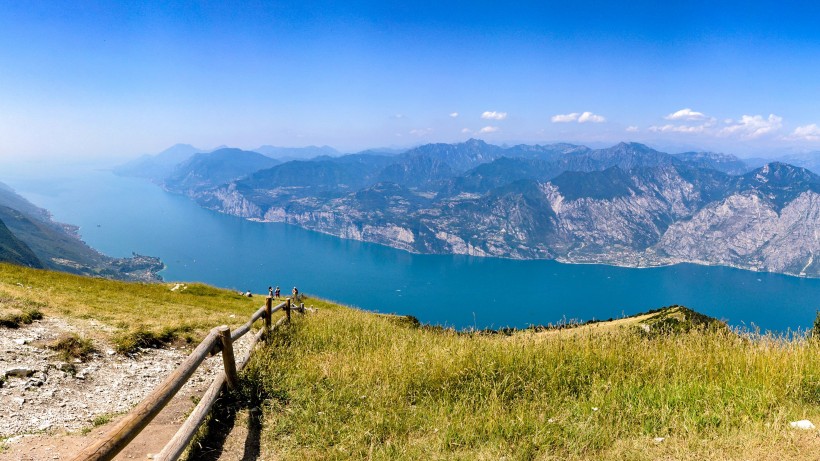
[6, 165, 820, 334]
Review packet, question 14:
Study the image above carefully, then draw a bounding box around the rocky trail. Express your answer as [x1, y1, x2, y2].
[1, 315, 267, 460]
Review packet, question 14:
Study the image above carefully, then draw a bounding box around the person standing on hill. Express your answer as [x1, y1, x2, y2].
[268, 286, 273, 297]
[292, 286, 299, 301]
[275, 286, 280, 298]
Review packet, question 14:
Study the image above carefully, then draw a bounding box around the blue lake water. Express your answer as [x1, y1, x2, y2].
[6, 166, 820, 334]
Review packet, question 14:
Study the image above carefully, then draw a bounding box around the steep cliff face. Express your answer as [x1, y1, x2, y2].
[184, 141, 820, 277]
[202, 183, 264, 219]
[656, 191, 820, 275]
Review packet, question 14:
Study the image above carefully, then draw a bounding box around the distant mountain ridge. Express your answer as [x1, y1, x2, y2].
[123, 139, 820, 277]
[163, 148, 280, 196]
[114, 143, 203, 180]
[115, 144, 347, 182]
[254, 145, 340, 160]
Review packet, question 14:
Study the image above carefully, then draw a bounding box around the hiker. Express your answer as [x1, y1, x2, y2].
[274, 286, 281, 298]
[268, 286, 273, 297]
[292, 286, 299, 301]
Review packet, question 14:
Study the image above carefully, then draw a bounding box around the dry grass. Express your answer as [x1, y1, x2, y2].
[245, 301, 820, 460]
[0, 294, 44, 328]
[3, 262, 819, 459]
[48, 333, 96, 361]
[0, 262, 270, 350]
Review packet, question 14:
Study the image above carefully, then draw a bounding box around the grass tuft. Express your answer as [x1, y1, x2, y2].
[0, 295, 44, 328]
[113, 324, 196, 354]
[91, 413, 113, 427]
[48, 333, 95, 361]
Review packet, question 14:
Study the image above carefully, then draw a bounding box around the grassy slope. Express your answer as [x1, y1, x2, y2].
[246, 301, 820, 461]
[0, 262, 264, 346]
[3, 262, 820, 460]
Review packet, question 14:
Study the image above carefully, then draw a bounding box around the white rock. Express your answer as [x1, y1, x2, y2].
[790, 419, 816, 430]
[5, 367, 35, 378]
[653, 437, 665, 443]
[13, 338, 28, 345]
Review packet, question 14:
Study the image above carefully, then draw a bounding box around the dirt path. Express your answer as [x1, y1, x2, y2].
[1, 315, 261, 460]
[1, 383, 206, 460]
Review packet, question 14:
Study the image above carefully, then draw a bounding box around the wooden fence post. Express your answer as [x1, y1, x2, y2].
[265, 296, 273, 339]
[217, 326, 239, 390]
[286, 298, 291, 323]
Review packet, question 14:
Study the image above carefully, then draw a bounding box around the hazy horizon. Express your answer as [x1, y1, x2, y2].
[2, 2, 820, 162]
[1, 137, 817, 177]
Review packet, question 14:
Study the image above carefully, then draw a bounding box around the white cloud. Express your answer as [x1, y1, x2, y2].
[626, 126, 639, 133]
[665, 108, 708, 121]
[479, 126, 499, 133]
[551, 111, 606, 123]
[649, 124, 707, 134]
[789, 124, 820, 142]
[409, 128, 432, 136]
[719, 114, 783, 139]
[551, 113, 579, 123]
[481, 111, 507, 120]
[450, 112, 459, 118]
[578, 111, 606, 123]
[461, 128, 472, 134]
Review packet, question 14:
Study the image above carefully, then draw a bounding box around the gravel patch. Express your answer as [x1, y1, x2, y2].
[1, 315, 259, 440]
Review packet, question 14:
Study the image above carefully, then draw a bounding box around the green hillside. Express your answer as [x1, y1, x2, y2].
[2, 263, 819, 460]
[0, 183, 163, 281]
[0, 217, 43, 268]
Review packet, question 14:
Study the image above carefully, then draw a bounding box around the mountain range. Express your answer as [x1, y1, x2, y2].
[117, 140, 820, 277]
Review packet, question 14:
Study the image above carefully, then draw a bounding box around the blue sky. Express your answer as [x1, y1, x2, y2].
[1, 1, 819, 161]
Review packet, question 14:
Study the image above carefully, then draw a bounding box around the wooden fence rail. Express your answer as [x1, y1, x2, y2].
[69, 297, 294, 461]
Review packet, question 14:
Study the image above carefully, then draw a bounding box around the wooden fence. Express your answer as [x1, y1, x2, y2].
[70, 296, 301, 461]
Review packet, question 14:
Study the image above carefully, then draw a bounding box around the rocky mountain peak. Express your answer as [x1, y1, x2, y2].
[740, 162, 820, 190]
[736, 162, 820, 210]
[463, 138, 489, 147]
